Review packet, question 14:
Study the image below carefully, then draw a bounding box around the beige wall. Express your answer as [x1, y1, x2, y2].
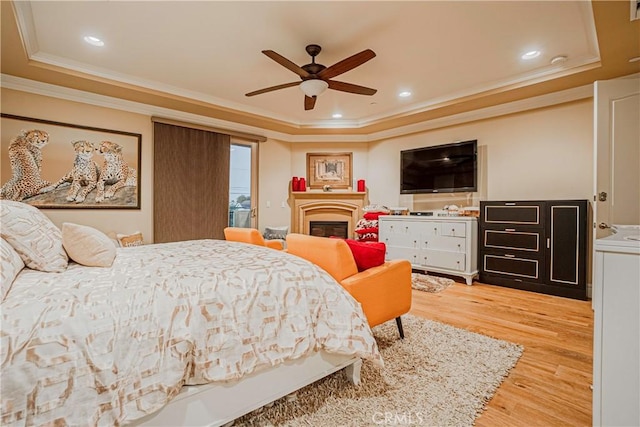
[257, 140, 371, 231]
[367, 100, 594, 211]
[2, 87, 594, 240]
[1, 88, 154, 241]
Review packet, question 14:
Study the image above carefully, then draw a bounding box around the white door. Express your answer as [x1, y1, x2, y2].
[593, 77, 640, 240]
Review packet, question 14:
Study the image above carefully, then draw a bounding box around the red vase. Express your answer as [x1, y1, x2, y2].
[299, 177, 306, 191]
[357, 179, 365, 192]
[292, 177, 299, 191]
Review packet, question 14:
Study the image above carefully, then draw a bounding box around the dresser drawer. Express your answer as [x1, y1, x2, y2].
[482, 229, 541, 252]
[440, 222, 466, 237]
[423, 250, 466, 271]
[482, 202, 543, 227]
[482, 253, 543, 282]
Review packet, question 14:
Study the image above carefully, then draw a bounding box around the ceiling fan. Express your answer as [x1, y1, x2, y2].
[245, 44, 377, 111]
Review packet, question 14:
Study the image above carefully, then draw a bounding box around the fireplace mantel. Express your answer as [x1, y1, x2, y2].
[289, 191, 369, 238]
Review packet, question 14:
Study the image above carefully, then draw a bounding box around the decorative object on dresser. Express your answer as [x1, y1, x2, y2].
[478, 200, 588, 300]
[379, 215, 478, 285]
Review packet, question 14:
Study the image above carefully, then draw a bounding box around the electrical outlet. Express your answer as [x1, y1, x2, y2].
[266, 201, 271, 208]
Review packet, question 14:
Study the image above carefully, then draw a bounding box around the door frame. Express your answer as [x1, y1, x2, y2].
[230, 138, 259, 229]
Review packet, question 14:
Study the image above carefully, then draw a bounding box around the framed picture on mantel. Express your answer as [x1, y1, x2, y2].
[306, 152, 352, 190]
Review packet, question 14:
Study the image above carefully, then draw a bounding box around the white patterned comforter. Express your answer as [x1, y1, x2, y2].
[1, 239, 382, 426]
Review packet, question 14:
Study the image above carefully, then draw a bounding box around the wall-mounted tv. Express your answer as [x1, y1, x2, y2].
[400, 140, 477, 194]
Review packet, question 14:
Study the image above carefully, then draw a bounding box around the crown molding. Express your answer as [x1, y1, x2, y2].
[1, 74, 593, 143]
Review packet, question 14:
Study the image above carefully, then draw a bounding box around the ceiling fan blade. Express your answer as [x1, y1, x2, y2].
[327, 80, 377, 96]
[318, 49, 376, 80]
[262, 50, 310, 78]
[304, 95, 316, 111]
[245, 81, 300, 97]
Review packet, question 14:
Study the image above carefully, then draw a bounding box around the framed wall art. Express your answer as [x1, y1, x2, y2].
[0, 113, 141, 209]
[306, 152, 352, 190]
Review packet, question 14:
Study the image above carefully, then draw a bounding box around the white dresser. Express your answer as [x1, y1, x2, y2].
[592, 228, 640, 427]
[378, 215, 478, 285]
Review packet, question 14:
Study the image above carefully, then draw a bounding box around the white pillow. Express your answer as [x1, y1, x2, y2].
[1, 238, 25, 301]
[0, 200, 68, 272]
[62, 223, 116, 267]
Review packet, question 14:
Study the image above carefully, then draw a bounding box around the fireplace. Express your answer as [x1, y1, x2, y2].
[310, 221, 349, 238]
[289, 191, 368, 238]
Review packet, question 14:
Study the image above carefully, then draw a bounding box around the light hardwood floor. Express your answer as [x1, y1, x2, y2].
[409, 280, 594, 426]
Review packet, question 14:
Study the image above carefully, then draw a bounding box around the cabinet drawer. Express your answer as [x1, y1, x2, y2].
[385, 246, 419, 263]
[423, 235, 466, 252]
[423, 250, 466, 271]
[483, 254, 541, 281]
[440, 222, 466, 237]
[379, 222, 420, 247]
[482, 229, 541, 252]
[483, 203, 542, 226]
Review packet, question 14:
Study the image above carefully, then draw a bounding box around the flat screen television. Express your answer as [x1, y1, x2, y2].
[400, 140, 477, 194]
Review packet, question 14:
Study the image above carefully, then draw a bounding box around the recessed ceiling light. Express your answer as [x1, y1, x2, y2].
[83, 36, 104, 47]
[521, 50, 541, 60]
[332, 113, 343, 119]
[398, 91, 412, 98]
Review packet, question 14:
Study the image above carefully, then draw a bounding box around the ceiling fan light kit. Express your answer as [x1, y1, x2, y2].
[300, 79, 329, 97]
[245, 44, 377, 111]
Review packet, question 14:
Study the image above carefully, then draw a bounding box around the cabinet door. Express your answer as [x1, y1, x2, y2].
[546, 201, 587, 287]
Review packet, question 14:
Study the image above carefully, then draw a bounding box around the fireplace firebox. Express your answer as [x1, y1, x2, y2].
[309, 221, 349, 239]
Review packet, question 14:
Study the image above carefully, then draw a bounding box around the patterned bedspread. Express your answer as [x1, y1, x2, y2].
[1, 239, 381, 426]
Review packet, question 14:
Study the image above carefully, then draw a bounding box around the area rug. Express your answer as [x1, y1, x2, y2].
[411, 272, 455, 293]
[234, 314, 523, 426]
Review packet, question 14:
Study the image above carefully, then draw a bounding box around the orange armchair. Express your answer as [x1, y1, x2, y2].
[223, 227, 284, 250]
[285, 233, 412, 338]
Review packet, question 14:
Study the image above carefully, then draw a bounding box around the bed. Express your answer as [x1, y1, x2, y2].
[0, 201, 382, 426]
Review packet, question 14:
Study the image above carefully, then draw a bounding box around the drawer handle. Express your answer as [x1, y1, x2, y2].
[505, 228, 516, 232]
[505, 203, 516, 206]
[504, 254, 516, 258]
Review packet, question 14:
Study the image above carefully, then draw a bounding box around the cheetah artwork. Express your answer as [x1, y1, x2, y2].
[53, 140, 101, 203]
[95, 140, 137, 203]
[0, 129, 56, 201]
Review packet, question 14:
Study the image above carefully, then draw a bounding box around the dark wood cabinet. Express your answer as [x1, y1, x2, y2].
[479, 200, 588, 300]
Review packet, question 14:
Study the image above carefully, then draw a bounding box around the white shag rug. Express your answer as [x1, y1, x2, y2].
[234, 314, 523, 426]
[411, 272, 455, 293]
